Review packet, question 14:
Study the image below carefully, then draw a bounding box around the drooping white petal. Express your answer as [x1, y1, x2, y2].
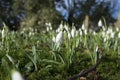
[95, 46, 98, 52]
[118, 32, 120, 38]
[2, 27, 5, 39]
[107, 28, 113, 34]
[116, 27, 119, 32]
[46, 26, 50, 32]
[71, 28, 76, 37]
[93, 31, 96, 35]
[67, 32, 71, 39]
[104, 37, 107, 42]
[11, 70, 24, 80]
[55, 31, 63, 44]
[81, 23, 85, 30]
[54, 31, 64, 49]
[98, 20, 103, 27]
[84, 29, 87, 35]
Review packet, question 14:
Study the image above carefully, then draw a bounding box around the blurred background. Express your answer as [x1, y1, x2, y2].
[0, 0, 120, 32]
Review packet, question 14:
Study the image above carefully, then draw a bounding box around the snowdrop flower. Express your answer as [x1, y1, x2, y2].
[75, 30, 79, 37]
[107, 28, 113, 34]
[116, 27, 119, 32]
[81, 23, 85, 30]
[46, 22, 52, 32]
[71, 27, 76, 37]
[55, 31, 63, 43]
[95, 45, 99, 52]
[110, 32, 115, 38]
[29, 27, 34, 32]
[29, 30, 35, 37]
[67, 32, 71, 39]
[56, 24, 63, 32]
[52, 36, 56, 42]
[54, 30, 64, 49]
[98, 20, 103, 27]
[45, 22, 51, 27]
[11, 70, 24, 80]
[118, 32, 120, 38]
[37, 40, 40, 44]
[29, 32, 32, 37]
[46, 26, 50, 32]
[64, 24, 69, 32]
[102, 31, 106, 38]
[84, 29, 87, 35]
[49, 26, 52, 30]
[81, 22, 87, 35]
[79, 29, 82, 36]
[103, 37, 107, 42]
[93, 31, 96, 35]
[103, 35, 109, 42]
[2, 27, 5, 39]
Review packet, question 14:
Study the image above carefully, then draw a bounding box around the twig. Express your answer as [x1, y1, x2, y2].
[68, 57, 102, 80]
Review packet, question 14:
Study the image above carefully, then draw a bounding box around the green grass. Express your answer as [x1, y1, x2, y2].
[0, 24, 120, 80]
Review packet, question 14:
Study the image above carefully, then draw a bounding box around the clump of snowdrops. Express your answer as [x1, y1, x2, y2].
[0, 21, 119, 80]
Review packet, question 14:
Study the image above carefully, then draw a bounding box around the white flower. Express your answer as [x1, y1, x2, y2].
[49, 26, 52, 30]
[29, 32, 32, 37]
[46, 22, 52, 32]
[67, 32, 71, 39]
[93, 31, 96, 35]
[81, 23, 85, 30]
[11, 70, 24, 80]
[37, 41, 40, 44]
[64, 24, 69, 32]
[116, 28, 119, 32]
[71, 27, 76, 37]
[45, 22, 51, 27]
[102, 31, 105, 38]
[79, 29, 82, 36]
[84, 29, 87, 35]
[56, 24, 63, 32]
[52, 36, 56, 42]
[110, 32, 115, 38]
[75, 30, 79, 37]
[118, 32, 120, 38]
[55, 31, 64, 47]
[104, 37, 107, 42]
[46, 26, 50, 32]
[98, 20, 103, 27]
[2, 27, 5, 39]
[95, 46, 98, 52]
[107, 28, 113, 34]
